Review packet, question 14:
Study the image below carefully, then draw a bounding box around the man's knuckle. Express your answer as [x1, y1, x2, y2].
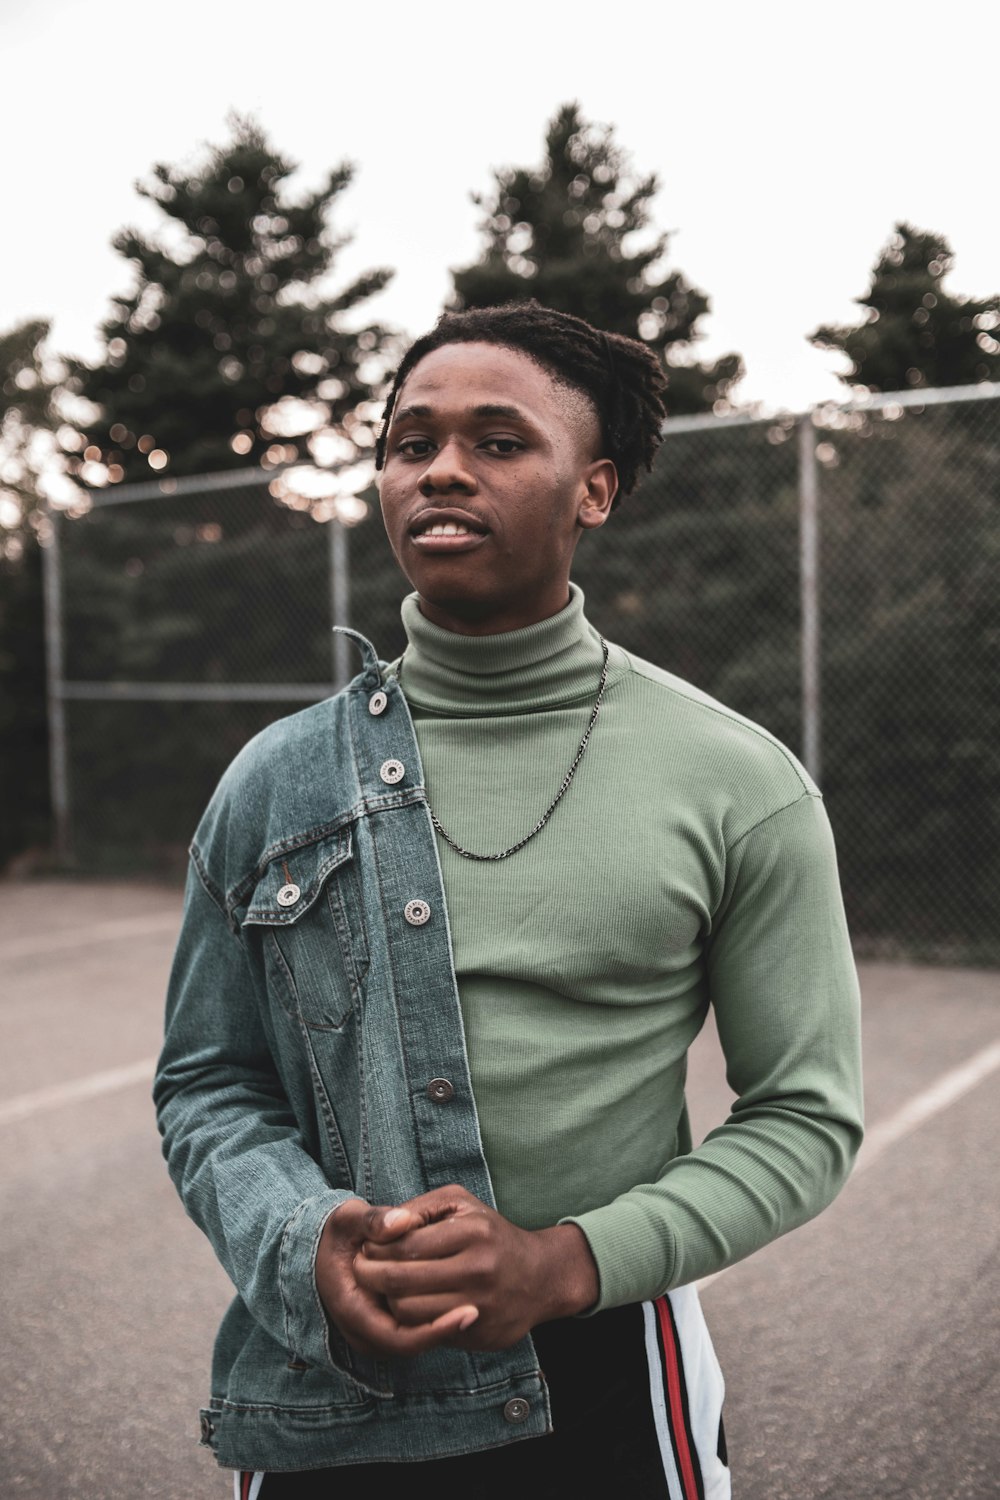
[475, 1245, 498, 1275]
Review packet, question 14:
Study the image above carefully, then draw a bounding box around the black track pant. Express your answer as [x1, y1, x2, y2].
[235, 1290, 730, 1500]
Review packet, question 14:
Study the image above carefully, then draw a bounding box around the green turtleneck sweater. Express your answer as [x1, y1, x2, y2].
[392, 585, 863, 1310]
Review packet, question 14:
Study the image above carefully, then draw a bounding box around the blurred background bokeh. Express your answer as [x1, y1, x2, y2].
[2, 7, 998, 968]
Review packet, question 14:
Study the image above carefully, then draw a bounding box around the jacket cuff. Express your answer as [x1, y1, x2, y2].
[278, 1189, 360, 1370]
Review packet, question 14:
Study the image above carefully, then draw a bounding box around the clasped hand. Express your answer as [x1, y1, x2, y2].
[315, 1184, 597, 1358]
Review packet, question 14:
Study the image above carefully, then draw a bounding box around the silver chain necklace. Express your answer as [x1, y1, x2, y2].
[396, 637, 610, 862]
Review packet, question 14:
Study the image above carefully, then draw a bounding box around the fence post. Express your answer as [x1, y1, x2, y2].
[797, 414, 822, 785]
[329, 518, 351, 689]
[41, 507, 72, 864]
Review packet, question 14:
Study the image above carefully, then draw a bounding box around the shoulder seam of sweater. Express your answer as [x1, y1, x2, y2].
[622, 652, 815, 792]
[724, 787, 820, 856]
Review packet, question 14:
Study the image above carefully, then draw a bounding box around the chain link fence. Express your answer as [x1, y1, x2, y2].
[45, 384, 1000, 964]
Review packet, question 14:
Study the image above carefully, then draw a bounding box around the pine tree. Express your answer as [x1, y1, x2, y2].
[0, 319, 65, 866]
[810, 223, 1000, 392]
[0, 318, 64, 555]
[451, 103, 743, 414]
[62, 113, 393, 482]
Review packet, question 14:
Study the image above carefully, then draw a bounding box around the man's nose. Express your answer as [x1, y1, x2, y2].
[418, 441, 476, 495]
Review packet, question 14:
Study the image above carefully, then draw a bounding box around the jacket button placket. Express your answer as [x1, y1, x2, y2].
[358, 692, 497, 1213]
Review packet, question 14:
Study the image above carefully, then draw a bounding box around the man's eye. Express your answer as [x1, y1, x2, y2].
[397, 437, 433, 457]
[482, 437, 523, 455]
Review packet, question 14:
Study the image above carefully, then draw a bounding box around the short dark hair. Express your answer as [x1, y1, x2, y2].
[374, 300, 667, 507]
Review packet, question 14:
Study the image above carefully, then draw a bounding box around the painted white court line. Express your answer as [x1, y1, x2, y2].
[0, 1058, 156, 1127]
[697, 1036, 1000, 1292]
[0, 912, 180, 964]
[852, 1036, 1000, 1174]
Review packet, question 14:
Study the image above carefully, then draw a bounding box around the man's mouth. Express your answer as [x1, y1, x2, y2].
[408, 510, 489, 551]
[417, 521, 478, 537]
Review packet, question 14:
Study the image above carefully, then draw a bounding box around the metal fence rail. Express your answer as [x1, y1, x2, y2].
[44, 383, 1000, 962]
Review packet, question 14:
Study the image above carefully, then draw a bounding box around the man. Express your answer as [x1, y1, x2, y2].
[155, 302, 863, 1499]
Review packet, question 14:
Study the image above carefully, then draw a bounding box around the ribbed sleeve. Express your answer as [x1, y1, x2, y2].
[563, 793, 863, 1308]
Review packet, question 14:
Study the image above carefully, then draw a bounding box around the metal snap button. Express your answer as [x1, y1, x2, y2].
[277, 883, 301, 907]
[199, 1413, 215, 1442]
[368, 690, 388, 716]
[404, 899, 431, 926]
[503, 1397, 530, 1424]
[380, 758, 405, 785]
[427, 1078, 455, 1103]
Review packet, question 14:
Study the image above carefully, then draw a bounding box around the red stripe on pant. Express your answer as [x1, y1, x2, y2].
[655, 1295, 701, 1500]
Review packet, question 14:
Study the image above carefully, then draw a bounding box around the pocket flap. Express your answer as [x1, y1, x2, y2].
[242, 825, 353, 928]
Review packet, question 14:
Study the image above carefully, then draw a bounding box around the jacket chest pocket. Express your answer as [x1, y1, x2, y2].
[242, 826, 369, 1030]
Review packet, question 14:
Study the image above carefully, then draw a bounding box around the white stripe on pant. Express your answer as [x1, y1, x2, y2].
[642, 1287, 731, 1500]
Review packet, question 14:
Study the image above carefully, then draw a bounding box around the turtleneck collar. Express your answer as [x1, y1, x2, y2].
[392, 583, 621, 717]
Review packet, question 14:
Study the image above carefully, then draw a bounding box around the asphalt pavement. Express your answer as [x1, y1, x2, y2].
[1, 880, 997, 1499]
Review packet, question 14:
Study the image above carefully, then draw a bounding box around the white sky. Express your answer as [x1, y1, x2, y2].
[2, 0, 996, 410]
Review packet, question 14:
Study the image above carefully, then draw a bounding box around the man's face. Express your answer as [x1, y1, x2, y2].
[378, 341, 617, 635]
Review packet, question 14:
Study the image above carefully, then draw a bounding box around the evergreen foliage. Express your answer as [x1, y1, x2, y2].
[451, 103, 743, 415]
[62, 113, 394, 481]
[810, 222, 1000, 391]
[0, 538, 49, 868]
[0, 318, 62, 550]
[0, 320, 64, 867]
[1, 319, 55, 433]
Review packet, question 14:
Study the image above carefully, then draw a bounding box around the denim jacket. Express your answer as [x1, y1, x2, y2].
[154, 631, 551, 1472]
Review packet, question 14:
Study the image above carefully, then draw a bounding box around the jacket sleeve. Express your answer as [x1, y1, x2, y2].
[565, 791, 864, 1309]
[153, 858, 359, 1368]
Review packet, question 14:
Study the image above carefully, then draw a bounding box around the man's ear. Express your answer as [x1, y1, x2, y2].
[577, 459, 618, 529]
